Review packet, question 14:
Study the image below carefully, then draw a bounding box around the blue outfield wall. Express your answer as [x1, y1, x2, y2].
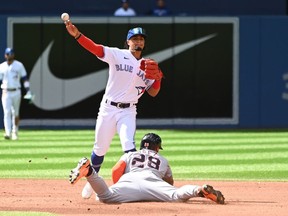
[239, 16, 288, 128]
[260, 17, 288, 127]
[0, 15, 288, 129]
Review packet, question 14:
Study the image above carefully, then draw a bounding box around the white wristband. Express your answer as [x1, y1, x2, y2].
[24, 81, 30, 88]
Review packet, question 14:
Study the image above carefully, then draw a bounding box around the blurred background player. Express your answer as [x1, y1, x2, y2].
[0, 48, 32, 140]
[114, 0, 137, 16]
[69, 133, 225, 204]
[64, 19, 163, 198]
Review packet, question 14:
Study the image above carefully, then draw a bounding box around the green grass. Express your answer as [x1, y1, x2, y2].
[0, 129, 288, 181]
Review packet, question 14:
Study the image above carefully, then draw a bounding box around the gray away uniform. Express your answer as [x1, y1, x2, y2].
[86, 149, 201, 203]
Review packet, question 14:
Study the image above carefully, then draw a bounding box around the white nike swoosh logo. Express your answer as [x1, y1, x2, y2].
[30, 33, 216, 110]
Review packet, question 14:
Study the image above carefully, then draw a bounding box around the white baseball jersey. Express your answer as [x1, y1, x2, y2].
[0, 60, 27, 89]
[98, 46, 154, 103]
[90, 46, 156, 156]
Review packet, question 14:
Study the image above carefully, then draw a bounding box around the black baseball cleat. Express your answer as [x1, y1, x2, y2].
[198, 184, 225, 204]
[69, 157, 90, 185]
[4, 134, 11, 140]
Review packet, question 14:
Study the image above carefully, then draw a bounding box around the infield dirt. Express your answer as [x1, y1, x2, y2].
[0, 179, 287, 216]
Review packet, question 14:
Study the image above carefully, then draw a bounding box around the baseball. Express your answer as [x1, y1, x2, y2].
[61, 13, 70, 21]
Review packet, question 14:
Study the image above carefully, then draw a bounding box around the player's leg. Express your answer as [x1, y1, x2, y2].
[11, 91, 21, 140]
[69, 157, 112, 201]
[174, 185, 203, 201]
[175, 184, 225, 204]
[91, 114, 117, 172]
[106, 172, 176, 203]
[149, 182, 225, 204]
[121, 172, 202, 203]
[86, 171, 113, 201]
[116, 108, 137, 153]
[2, 92, 13, 139]
[82, 113, 117, 199]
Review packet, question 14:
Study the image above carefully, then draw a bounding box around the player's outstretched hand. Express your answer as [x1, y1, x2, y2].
[65, 20, 81, 39]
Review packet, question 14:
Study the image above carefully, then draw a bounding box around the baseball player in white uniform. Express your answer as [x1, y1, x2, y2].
[69, 133, 225, 204]
[0, 48, 32, 140]
[64, 19, 164, 198]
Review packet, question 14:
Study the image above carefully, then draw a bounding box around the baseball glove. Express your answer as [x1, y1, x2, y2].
[23, 91, 35, 104]
[140, 59, 163, 80]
